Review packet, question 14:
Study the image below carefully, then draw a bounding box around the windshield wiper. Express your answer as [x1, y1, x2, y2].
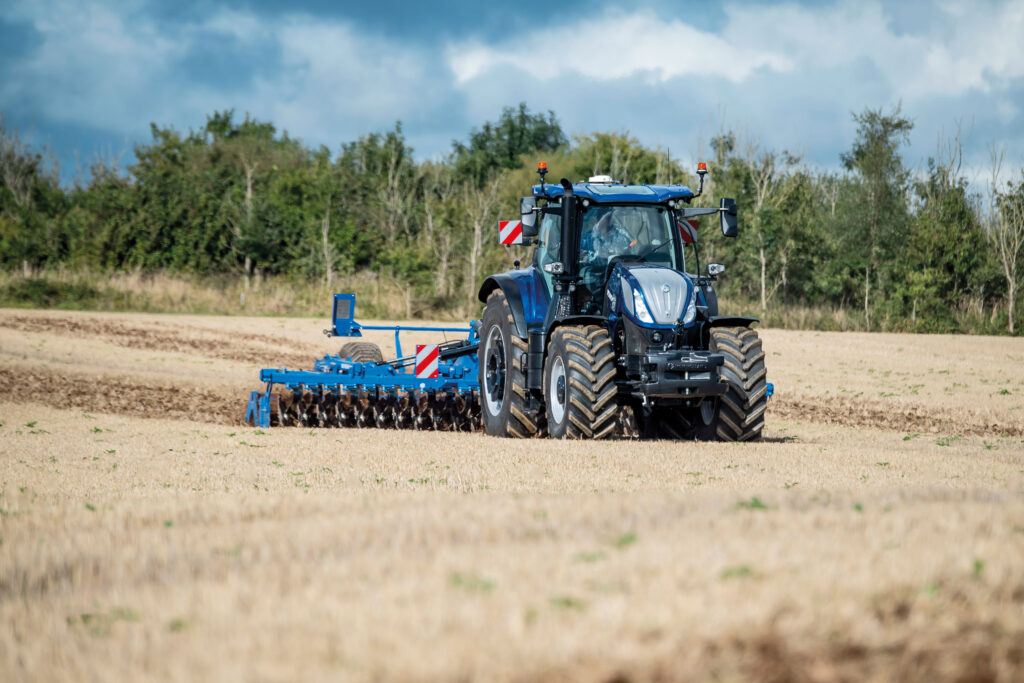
[637, 239, 671, 260]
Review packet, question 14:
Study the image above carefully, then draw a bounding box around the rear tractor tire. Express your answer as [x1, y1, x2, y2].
[710, 326, 767, 442]
[544, 325, 618, 439]
[478, 289, 544, 438]
[338, 341, 383, 363]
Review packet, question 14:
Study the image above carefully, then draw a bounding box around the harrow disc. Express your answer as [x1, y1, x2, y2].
[267, 386, 482, 433]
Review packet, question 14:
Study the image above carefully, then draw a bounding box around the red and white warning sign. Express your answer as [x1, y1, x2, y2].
[498, 219, 523, 245]
[415, 344, 439, 379]
[678, 218, 698, 244]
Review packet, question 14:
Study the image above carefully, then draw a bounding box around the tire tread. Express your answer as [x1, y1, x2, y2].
[549, 325, 618, 439]
[710, 326, 768, 442]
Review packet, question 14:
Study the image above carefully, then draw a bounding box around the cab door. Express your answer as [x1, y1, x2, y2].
[533, 210, 561, 300]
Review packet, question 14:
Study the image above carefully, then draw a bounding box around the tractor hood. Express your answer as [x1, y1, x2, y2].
[617, 264, 696, 327]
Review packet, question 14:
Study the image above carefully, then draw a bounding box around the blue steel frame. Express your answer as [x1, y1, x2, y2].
[245, 294, 481, 428]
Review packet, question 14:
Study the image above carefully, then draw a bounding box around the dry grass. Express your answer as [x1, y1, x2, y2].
[1, 308, 1023, 681]
[0, 269, 476, 320]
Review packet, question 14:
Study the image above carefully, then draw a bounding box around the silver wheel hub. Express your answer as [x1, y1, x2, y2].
[549, 356, 566, 424]
[483, 325, 506, 416]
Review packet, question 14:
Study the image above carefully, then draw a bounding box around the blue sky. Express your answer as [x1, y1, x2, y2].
[2, 0, 1023, 184]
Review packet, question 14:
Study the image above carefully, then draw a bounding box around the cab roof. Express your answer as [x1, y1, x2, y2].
[532, 181, 695, 204]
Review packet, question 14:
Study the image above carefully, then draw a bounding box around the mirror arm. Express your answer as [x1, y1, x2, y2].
[678, 207, 721, 218]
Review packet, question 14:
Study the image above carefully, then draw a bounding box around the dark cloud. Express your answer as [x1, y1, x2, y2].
[175, 30, 284, 93]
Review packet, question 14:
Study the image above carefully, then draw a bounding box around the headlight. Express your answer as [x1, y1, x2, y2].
[682, 289, 696, 324]
[632, 287, 654, 324]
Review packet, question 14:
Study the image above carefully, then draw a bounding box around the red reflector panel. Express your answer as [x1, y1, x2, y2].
[415, 344, 439, 379]
[678, 219, 698, 244]
[498, 220, 523, 245]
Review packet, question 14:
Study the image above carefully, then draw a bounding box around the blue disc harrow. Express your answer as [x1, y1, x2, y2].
[245, 294, 483, 430]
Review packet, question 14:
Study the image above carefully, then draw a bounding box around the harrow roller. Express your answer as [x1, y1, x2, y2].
[254, 386, 482, 432]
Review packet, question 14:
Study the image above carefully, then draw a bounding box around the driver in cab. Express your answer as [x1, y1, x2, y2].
[580, 209, 635, 265]
[579, 208, 639, 299]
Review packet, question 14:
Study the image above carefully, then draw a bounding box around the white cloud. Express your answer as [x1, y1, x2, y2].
[729, 0, 1024, 99]
[447, 10, 793, 85]
[447, 0, 1024, 101]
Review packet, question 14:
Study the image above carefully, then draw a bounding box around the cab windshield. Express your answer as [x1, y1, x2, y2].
[579, 204, 681, 292]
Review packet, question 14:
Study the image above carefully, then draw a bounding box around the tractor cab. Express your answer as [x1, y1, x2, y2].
[538, 200, 687, 314]
[520, 167, 733, 321]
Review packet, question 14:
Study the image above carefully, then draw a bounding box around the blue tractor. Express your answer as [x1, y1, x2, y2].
[477, 163, 768, 441]
[246, 162, 769, 440]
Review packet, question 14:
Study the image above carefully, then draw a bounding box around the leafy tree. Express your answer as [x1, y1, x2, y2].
[453, 103, 565, 185]
[839, 105, 913, 330]
[0, 103, 1018, 333]
[900, 134, 997, 331]
[0, 116, 64, 272]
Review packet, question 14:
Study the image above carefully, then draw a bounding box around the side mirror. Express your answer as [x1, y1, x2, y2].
[720, 197, 737, 237]
[520, 196, 538, 237]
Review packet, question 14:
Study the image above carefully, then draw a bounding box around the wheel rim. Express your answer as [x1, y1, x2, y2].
[483, 325, 506, 416]
[549, 355, 566, 424]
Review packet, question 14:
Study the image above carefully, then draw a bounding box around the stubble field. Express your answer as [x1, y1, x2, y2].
[1, 308, 1023, 681]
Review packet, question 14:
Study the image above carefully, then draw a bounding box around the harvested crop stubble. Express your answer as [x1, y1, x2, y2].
[1, 402, 1022, 682]
[3, 309, 1024, 680]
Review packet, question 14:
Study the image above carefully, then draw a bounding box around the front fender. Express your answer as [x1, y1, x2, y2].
[478, 274, 528, 338]
[707, 315, 759, 327]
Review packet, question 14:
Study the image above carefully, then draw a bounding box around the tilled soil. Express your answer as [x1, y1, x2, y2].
[0, 367, 241, 425]
[0, 314, 318, 369]
[771, 394, 1024, 438]
[544, 589, 1024, 682]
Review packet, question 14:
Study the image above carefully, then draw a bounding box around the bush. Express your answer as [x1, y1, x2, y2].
[0, 278, 102, 309]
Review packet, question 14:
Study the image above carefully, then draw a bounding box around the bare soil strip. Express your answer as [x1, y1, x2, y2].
[0, 367, 240, 425]
[772, 394, 1024, 438]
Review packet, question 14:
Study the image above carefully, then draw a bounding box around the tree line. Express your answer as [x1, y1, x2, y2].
[1, 103, 1022, 333]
